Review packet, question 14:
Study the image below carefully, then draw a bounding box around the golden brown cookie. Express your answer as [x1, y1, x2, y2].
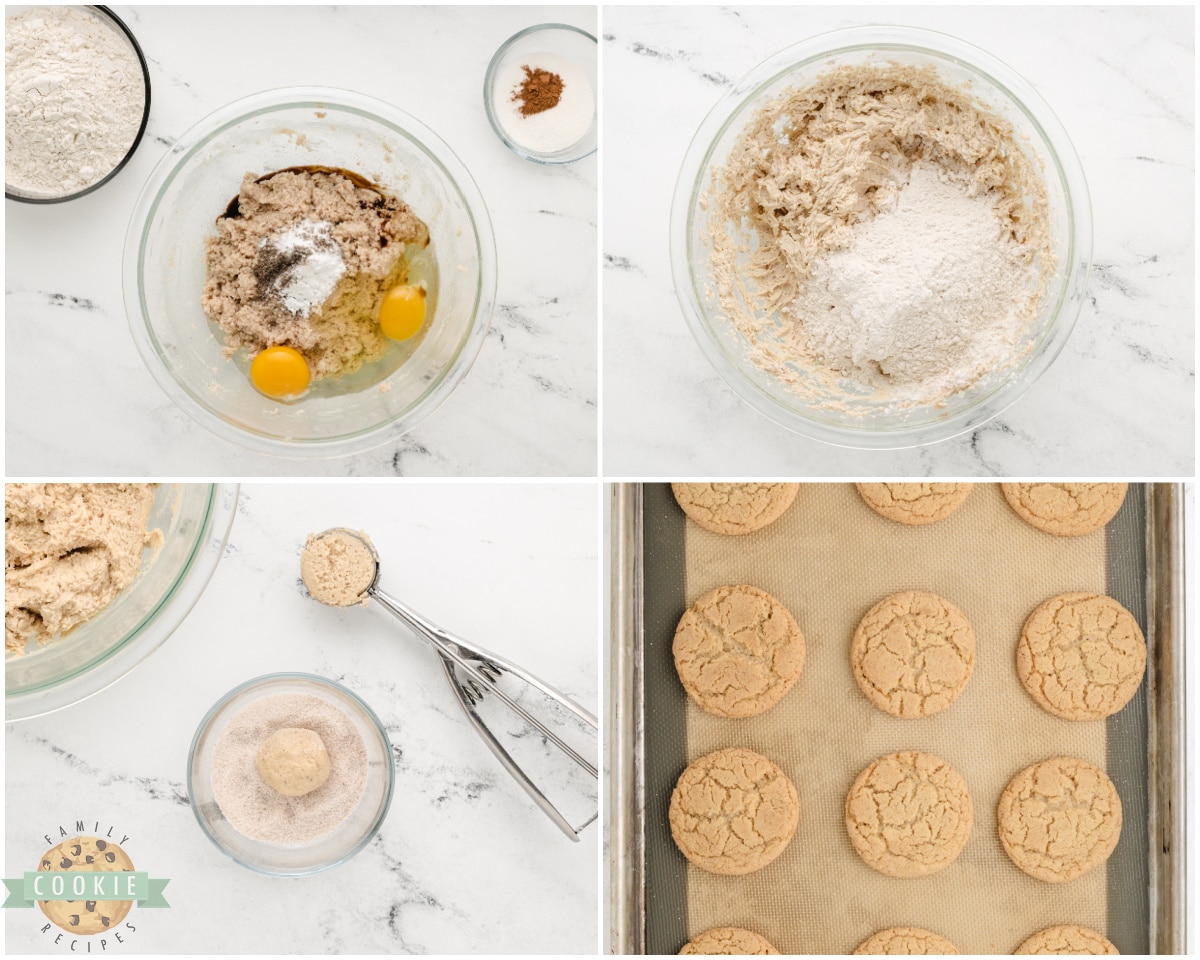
[855, 927, 959, 954]
[680, 927, 780, 955]
[1001, 483, 1128, 537]
[852, 591, 975, 718]
[846, 751, 972, 878]
[998, 758, 1121, 883]
[674, 585, 805, 718]
[37, 837, 134, 935]
[672, 483, 799, 536]
[856, 483, 973, 526]
[669, 747, 799, 876]
[1018, 592, 1146, 721]
[1014, 925, 1118, 955]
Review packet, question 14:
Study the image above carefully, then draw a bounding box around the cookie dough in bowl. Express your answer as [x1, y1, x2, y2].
[203, 167, 433, 400]
[6, 484, 238, 721]
[6, 483, 160, 653]
[671, 25, 1091, 448]
[125, 87, 495, 458]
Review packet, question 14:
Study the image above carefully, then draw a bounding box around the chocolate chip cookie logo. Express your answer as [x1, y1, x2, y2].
[37, 837, 135, 935]
[4, 824, 170, 951]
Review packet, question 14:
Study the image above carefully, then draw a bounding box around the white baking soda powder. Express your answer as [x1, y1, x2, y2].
[494, 52, 594, 154]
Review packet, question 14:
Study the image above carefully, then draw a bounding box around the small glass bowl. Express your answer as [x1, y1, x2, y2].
[484, 23, 598, 164]
[5, 484, 238, 722]
[671, 25, 1093, 449]
[124, 87, 497, 458]
[188, 673, 394, 877]
[4, 5, 151, 203]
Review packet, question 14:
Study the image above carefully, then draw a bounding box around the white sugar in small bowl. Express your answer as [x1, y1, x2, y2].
[484, 23, 597, 164]
[188, 674, 394, 877]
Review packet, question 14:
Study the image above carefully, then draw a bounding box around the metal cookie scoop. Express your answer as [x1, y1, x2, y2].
[302, 528, 598, 841]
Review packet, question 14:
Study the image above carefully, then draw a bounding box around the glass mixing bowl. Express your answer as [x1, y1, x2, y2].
[671, 25, 1092, 449]
[5, 483, 239, 721]
[124, 87, 496, 458]
[188, 673, 394, 876]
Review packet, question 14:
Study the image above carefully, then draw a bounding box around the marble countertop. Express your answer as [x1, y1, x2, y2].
[5, 483, 598, 954]
[603, 6, 1194, 477]
[5, 5, 597, 477]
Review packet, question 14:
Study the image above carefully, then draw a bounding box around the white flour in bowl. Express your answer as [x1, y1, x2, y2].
[5, 6, 146, 196]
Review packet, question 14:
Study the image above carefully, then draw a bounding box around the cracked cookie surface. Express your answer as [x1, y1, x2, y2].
[845, 751, 972, 878]
[852, 591, 975, 718]
[669, 747, 799, 876]
[1014, 925, 1118, 955]
[998, 757, 1121, 883]
[672, 483, 799, 536]
[680, 927, 780, 955]
[674, 584, 805, 718]
[1002, 483, 1127, 537]
[854, 927, 959, 955]
[856, 483, 973, 526]
[1018, 592, 1146, 721]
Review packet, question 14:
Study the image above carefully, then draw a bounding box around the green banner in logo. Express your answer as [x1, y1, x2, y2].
[3, 872, 170, 908]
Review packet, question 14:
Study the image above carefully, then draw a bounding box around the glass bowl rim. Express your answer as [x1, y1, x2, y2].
[187, 671, 396, 877]
[122, 85, 498, 459]
[4, 4, 152, 204]
[5, 483, 240, 722]
[669, 23, 1094, 450]
[482, 22, 599, 165]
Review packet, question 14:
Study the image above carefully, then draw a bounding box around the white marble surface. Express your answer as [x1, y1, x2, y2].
[5, 5, 597, 477]
[5, 483, 598, 954]
[603, 5, 1194, 476]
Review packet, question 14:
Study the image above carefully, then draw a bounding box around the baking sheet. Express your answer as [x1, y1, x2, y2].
[640, 483, 1150, 954]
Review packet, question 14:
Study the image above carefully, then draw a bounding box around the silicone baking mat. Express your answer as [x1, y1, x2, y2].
[641, 483, 1149, 954]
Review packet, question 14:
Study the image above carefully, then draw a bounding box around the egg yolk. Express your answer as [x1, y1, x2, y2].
[379, 284, 426, 341]
[250, 345, 311, 400]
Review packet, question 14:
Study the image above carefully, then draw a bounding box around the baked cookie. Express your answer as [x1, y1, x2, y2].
[852, 591, 975, 718]
[669, 748, 799, 876]
[674, 585, 805, 718]
[846, 751, 972, 878]
[855, 483, 973, 526]
[680, 927, 780, 955]
[998, 758, 1121, 883]
[1018, 592, 1146, 721]
[855, 927, 959, 955]
[1001, 483, 1128, 537]
[672, 483, 799, 536]
[1014, 925, 1118, 955]
[37, 837, 134, 935]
